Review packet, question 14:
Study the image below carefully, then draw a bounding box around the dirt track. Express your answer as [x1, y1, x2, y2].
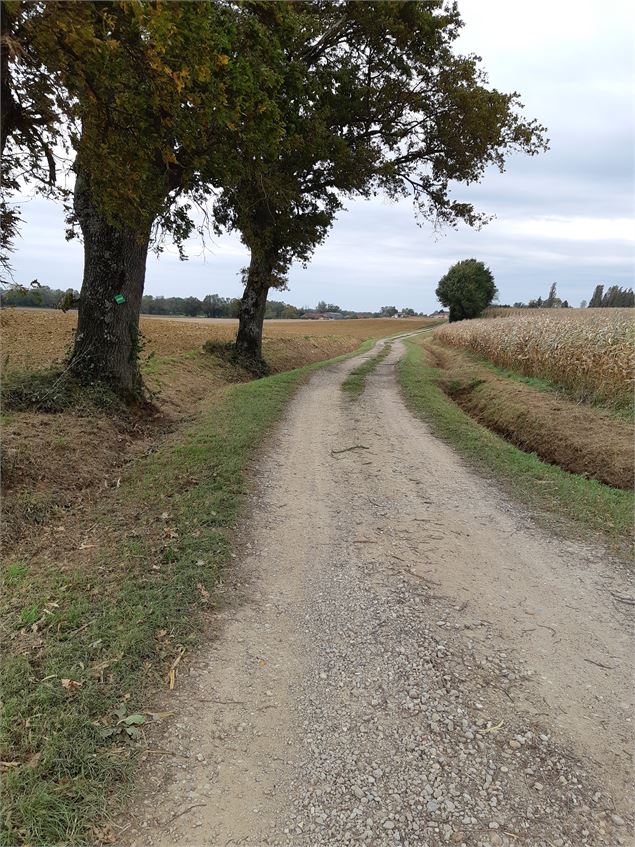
[123, 336, 634, 847]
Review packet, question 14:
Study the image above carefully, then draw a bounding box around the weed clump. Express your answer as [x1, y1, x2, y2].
[202, 339, 270, 377]
[1, 368, 127, 414]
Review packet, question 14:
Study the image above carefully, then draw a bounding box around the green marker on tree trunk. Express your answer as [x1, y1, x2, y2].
[114, 293, 125, 304]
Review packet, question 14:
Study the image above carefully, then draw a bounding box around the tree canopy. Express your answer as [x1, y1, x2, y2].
[588, 284, 634, 308]
[2, 0, 549, 393]
[435, 259, 497, 322]
[213, 0, 547, 363]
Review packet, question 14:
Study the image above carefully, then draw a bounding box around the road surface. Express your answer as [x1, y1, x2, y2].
[123, 336, 633, 847]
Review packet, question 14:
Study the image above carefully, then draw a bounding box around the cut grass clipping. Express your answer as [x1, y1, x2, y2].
[0, 341, 374, 846]
[342, 342, 392, 398]
[398, 338, 634, 547]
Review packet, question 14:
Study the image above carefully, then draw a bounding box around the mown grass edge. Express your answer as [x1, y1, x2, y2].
[398, 338, 634, 549]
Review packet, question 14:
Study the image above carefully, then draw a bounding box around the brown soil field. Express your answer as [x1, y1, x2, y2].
[424, 338, 634, 489]
[0, 308, 433, 372]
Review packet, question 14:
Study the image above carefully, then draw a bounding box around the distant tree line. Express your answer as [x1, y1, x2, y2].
[1, 285, 422, 320]
[507, 282, 634, 310]
[1, 284, 79, 309]
[587, 285, 634, 308]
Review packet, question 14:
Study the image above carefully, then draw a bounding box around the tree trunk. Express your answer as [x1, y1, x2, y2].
[235, 249, 273, 368]
[69, 166, 151, 400]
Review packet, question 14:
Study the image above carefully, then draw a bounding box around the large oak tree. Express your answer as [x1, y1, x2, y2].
[4, 1, 287, 397]
[216, 1, 547, 366]
[53, 2, 286, 397]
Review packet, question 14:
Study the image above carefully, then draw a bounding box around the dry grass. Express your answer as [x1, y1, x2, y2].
[437, 308, 635, 409]
[0, 309, 432, 372]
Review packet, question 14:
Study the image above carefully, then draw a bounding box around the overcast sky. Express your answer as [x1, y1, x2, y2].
[9, 0, 634, 313]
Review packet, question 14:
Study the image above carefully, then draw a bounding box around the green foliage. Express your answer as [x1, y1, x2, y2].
[217, 0, 546, 354]
[1, 283, 78, 309]
[589, 285, 604, 308]
[436, 259, 497, 322]
[1, 2, 65, 281]
[589, 284, 634, 308]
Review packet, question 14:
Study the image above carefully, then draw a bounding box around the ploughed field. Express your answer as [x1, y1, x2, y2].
[0, 308, 432, 372]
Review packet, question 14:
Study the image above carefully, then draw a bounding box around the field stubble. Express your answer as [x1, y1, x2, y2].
[0, 309, 431, 373]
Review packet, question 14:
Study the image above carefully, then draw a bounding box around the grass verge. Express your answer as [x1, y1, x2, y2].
[450, 346, 634, 423]
[0, 339, 374, 846]
[341, 342, 392, 398]
[339, 323, 444, 400]
[398, 338, 634, 548]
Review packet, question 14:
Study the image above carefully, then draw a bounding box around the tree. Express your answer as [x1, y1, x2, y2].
[182, 297, 202, 317]
[599, 285, 635, 307]
[7, 2, 286, 397]
[380, 306, 398, 317]
[580, 300, 587, 309]
[1, 1, 66, 283]
[202, 294, 225, 319]
[401, 307, 416, 316]
[435, 259, 497, 322]
[281, 305, 300, 319]
[545, 282, 561, 308]
[215, 1, 547, 366]
[316, 301, 341, 314]
[589, 285, 604, 308]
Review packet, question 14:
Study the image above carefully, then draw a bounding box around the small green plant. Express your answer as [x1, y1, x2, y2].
[19, 605, 40, 627]
[4, 562, 28, 588]
[99, 704, 146, 740]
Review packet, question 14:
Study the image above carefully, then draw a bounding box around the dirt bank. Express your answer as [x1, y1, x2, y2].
[427, 339, 634, 489]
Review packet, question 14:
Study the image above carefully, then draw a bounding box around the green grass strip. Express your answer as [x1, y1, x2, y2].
[341, 342, 392, 398]
[398, 338, 633, 549]
[0, 339, 375, 846]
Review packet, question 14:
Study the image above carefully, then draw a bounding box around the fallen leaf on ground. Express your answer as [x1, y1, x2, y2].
[145, 710, 175, 722]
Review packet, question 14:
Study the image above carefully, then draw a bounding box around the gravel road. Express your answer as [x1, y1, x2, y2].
[123, 336, 634, 847]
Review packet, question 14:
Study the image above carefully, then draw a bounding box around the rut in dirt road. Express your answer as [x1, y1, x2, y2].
[124, 336, 633, 847]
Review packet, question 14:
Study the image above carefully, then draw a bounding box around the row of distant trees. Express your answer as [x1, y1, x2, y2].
[508, 282, 634, 310]
[0, 286, 422, 319]
[586, 284, 634, 308]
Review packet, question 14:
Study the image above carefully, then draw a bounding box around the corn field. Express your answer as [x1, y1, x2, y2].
[436, 308, 635, 409]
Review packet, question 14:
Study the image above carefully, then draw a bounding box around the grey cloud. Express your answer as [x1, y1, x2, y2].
[8, 0, 634, 315]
